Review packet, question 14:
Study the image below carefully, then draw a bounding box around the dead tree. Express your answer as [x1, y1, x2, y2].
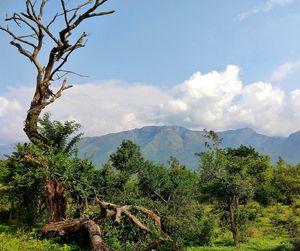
[1, 1, 166, 250]
[1, 0, 114, 146]
[1, 0, 114, 225]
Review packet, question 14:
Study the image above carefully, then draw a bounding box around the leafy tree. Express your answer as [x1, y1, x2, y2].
[3, 114, 86, 224]
[137, 158, 214, 248]
[168, 155, 186, 169]
[93, 162, 125, 201]
[109, 139, 146, 195]
[110, 139, 145, 175]
[197, 132, 270, 246]
[4, 144, 48, 224]
[0, 160, 11, 221]
[61, 158, 97, 218]
[138, 161, 172, 203]
[38, 113, 83, 155]
[272, 157, 300, 204]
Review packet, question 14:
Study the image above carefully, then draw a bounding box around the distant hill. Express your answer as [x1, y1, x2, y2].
[77, 126, 300, 169]
[2, 126, 299, 168]
[0, 144, 14, 160]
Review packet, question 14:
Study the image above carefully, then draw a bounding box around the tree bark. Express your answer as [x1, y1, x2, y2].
[82, 220, 113, 251]
[229, 197, 239, 246]
[41, 219, 113, 251]
[24, 98, 46, 145]
[45, 177, 66, 222]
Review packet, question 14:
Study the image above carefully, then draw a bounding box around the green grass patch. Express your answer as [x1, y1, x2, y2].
[186, 236, 292, 251]
[0, 224, 81, 251]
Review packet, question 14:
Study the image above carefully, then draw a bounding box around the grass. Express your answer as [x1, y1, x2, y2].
[186, 236, 292, 251]
[0, 224, 81, 251]
[186, 202, 298, 251]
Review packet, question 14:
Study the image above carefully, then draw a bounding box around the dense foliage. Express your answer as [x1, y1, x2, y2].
[1, 118, 300, 250]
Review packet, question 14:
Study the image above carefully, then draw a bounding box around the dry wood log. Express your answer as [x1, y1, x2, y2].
[41, 218, 114, 251]
[82, 220, 113, 251]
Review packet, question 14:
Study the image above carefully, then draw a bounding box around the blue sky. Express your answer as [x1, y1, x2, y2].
[1, 0, 300, 143]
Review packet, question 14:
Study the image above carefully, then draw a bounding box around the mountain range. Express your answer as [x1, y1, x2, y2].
[77, 126, 300, 169]
[2, 126, 300, 169]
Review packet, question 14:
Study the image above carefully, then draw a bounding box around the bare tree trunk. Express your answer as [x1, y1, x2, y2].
[24, 103, 47, 145]
[229, 197, 239, 246]
[46, 177, 66, 222]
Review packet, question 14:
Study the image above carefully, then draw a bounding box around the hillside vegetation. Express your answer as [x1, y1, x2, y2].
[1, 118, 300, 251]
[77, 126, 300, 169]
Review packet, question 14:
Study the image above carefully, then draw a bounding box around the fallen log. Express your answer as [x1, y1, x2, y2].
[41, 218, 113, 251]
[41, 201, 166, 251]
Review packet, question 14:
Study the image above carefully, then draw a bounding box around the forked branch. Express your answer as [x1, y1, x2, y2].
[1, 0, 114, 146]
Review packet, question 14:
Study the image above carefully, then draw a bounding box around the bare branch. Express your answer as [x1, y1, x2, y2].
[18, 33, 38, 40]
[26, 0, 38, 20]
[0, 26, 36, 48]
[6, 13, 39, 35]
[43, 79, 73, 106]
[122, 209, 150, 232]
[47, 13, 59, 28]
[87, 10, 115, 18]
[38, 0, 47, 20]
[9, 40, 32, 60]
[22, 13, 61, 45]
[69, 0, 94, 24]
[59, 0, 113, 44]
[52, 72, 68, 82]
[60, 0, 69, 28]
[57, 70, 89, 78]
[50, 32, 88, 80]
[32, 27, 44, 62]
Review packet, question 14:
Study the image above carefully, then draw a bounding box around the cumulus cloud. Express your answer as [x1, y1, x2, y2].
[238, 0, 297, 20]
[159, 66, 241, 131]
[161, 66, 290, 136]
[1, 65, 300, 144]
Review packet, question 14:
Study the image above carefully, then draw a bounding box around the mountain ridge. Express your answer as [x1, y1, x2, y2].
[1, 126, 299, 168]
[77, 126, 300, 169]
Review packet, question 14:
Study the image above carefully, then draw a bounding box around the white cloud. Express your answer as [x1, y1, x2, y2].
[238, 0, 297, 20]
[0, 96, 21, 117]
[2, 65, 300, 144]
[0, 95, 24, 143]
[227, 82, 285, 135]
[271, 59, 300, 82]
[163, 65, 243, 129]
[45, 82, 171, 137]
